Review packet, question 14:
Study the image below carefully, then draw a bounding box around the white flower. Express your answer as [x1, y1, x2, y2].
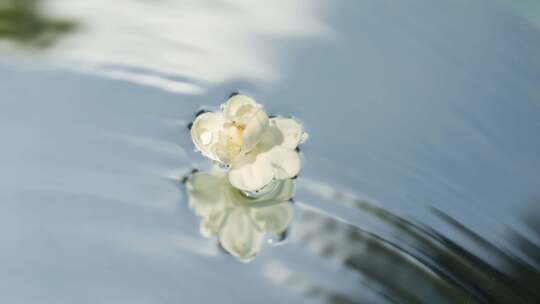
[191, 94, 306, 191]
[185, 170, 294, 262]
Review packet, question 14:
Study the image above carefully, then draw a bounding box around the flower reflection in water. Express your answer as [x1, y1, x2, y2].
[185, 169, 294, 262]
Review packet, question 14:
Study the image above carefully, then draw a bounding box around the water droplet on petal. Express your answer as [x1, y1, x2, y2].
[200, 131, 212, 145]
[300, 132, 309, 143]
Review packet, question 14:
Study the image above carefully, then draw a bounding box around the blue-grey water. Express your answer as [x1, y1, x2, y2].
[1, 0, 540, 303]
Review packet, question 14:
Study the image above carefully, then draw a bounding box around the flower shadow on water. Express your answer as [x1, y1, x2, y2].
[184, 169, 295, 262]
[267, 187, 540, 304]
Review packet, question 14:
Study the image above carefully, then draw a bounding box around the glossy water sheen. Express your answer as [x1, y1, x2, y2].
[1, 0, 540, 303]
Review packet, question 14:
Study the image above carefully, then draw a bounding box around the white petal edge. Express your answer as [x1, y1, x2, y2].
[223, 94, 269, 153]
[190, 112, 224, 162]
[241, 108, 269, 152]
[247, 178, 295, 206]
[228, 152, 274, 191]
[270, 117, 304, 149]
[222, 94, 258, 121]
[264, 146, 301, 180]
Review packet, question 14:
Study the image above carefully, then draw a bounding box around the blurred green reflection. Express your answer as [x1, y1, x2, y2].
[0, 0, 74, 47]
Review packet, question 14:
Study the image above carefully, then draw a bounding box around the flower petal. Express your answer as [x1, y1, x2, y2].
[258, 123, 283, 149]
[214, 129, 242, 164]
[219, 207, 263, 262]
[270, 117, 304, 149]
[190, 112, 224, 161]
[228, 152, 274, 191]
[223, 94, 258, 120]
[251, 202, 294, 234]
[223, 94, 269, 153]
[265, 146, 301, 180]
[241, 108, 269, 152]
[248, 178, 295, 206]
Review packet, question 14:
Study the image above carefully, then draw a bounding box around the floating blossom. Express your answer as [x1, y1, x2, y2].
[185, 170, 294, 262]
[191, 94, 307, 191]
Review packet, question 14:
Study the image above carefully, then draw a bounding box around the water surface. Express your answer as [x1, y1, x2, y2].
[1, 0, 540, 303]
